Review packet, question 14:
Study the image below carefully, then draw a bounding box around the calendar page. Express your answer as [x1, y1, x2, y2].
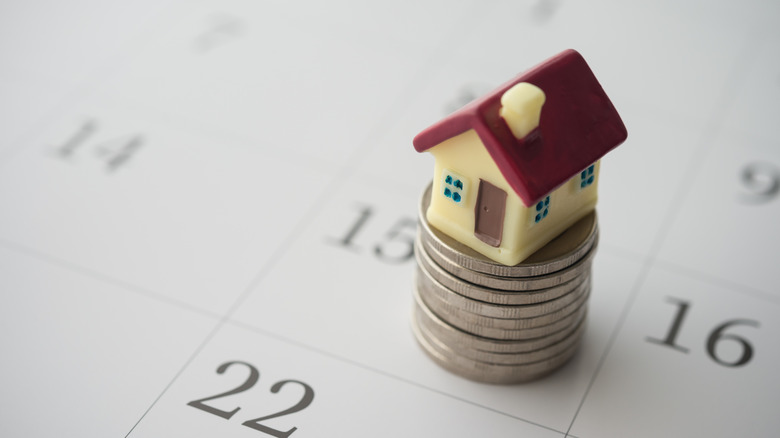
[1, 1, 778, 436]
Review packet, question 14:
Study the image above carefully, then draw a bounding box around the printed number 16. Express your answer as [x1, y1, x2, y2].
[647, 297, 759, 368]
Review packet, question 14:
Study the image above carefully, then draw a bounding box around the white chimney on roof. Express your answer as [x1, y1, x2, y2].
[499, 82, 546, 140]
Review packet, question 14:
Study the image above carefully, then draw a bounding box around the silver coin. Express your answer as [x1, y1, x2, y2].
[418, 182, 599, 277]
[413, 286, 587, 353]
[416, 235, 591, 299]
[411, 311, 581, 384]
[416, 263, 590, 319]
[413, 280, 587, 340]
[418, 270, 591, 329]
[422, 235, 596, 291]
[419, 275, 591, 330]
[413, 303, 586, 365]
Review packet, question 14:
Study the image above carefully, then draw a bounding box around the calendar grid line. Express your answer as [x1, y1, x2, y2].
[90, 90, 356, 175]
[597, 244, 780, 305]
[652, 258, 780, 306]
[563, 35, 761, 437]
[563, 252, 653, 437]
[597, 243, 649, 264]
[225, 318, 569, 436]
[0, 237, 223, 321]
[124, 317, 226, 438]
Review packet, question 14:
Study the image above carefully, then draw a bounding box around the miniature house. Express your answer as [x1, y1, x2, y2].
[413, 49, 627, 265]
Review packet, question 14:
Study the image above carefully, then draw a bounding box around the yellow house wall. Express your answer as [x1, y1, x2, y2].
[426, 129, 600, 265]
[427, 130, 524, 264]
[520, 160, 600, 264]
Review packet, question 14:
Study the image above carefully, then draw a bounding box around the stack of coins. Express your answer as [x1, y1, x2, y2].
[412, 183, 598, 384]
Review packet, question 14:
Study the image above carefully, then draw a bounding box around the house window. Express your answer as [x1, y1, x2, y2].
[580, 164, 596, 189]
[533, 195, 550, 223]
[442, 170, 467, 204]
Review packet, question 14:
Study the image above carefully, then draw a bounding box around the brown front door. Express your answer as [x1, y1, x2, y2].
[474, 179, 507, 247]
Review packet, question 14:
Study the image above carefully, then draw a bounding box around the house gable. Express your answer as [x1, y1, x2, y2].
[427, 129, 528, 258]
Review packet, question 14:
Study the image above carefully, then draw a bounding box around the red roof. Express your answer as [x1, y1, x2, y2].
[413, 49, 627, 206]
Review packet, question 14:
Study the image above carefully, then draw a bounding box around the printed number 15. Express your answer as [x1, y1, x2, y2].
[328, 205, 416, 264]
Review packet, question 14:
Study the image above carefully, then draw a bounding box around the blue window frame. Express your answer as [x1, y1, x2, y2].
[534, 195, 550, 223]
[442, 170, 466, 204]
[580, 164, 595, 188]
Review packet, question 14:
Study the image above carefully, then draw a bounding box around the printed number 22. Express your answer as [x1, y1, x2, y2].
[188, 361, 314, 437]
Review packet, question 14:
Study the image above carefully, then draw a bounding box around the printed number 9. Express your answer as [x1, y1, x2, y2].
[739, 162, 780, 203]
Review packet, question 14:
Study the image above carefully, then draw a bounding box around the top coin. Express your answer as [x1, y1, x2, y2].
[419, 182, 598, 277]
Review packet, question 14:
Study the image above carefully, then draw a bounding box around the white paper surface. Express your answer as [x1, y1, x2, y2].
[1, 1, 778, 436]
